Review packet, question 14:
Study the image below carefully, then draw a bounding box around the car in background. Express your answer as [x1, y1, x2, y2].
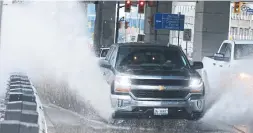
[99, 42, 205, 120]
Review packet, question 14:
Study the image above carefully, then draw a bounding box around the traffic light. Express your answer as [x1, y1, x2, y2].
[125, 21, 129, 29]
[234, 2, 242, 14]
[147, 1, 155, 7]
[125, 0, 131, 12]
[138, 0, 145, 14]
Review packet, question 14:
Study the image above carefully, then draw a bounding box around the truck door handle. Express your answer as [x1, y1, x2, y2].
[213, 63, 216, 66]
[103, 72, 106, 76]
[219, 65, 223, 67]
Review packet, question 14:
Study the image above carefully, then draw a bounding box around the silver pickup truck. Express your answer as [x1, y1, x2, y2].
[99, 42, 205, 120]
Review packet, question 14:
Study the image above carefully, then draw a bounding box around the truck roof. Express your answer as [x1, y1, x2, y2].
[116, 42, 175, 48]
[233, 40, 253, 45]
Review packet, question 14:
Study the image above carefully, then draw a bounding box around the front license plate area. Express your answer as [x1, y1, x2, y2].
[154, 108, 168, 116]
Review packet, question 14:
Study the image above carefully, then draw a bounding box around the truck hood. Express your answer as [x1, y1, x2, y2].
[119, 68, 191, 77]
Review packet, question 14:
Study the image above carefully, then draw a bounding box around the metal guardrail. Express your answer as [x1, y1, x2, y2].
[0, 74, 46, 133]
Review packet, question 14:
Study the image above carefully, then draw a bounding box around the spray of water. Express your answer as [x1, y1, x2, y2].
[0, 1, 113, 120]
[3, 1, 253, 131]
[201, 61, 253, 130]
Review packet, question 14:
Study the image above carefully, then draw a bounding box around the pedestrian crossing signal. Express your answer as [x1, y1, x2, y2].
[125, 21, 129, 29]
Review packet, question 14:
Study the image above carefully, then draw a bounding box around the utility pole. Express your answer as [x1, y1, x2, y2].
[93, 2, 102, 56]
[0, 1, 3, 49]
[114, 1, 120, 43]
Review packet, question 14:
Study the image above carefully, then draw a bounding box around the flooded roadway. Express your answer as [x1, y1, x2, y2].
[44, 104, 242, 133]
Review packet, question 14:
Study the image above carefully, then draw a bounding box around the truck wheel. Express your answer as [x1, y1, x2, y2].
[107, 112, 116, 124]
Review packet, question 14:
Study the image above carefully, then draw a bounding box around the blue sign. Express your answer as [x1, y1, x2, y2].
[247, 8, 253, 13]
[154, 13, 185, 31]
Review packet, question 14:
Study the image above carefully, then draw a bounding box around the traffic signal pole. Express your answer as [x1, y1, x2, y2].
[115, 1, 120, 43]
[114, 2, 126, 43]
[0, 1, 3, 50]
[154, 1, 159, 41]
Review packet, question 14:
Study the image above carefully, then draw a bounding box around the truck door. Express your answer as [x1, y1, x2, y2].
[107, 47, 117, 85]
[103, 46, 114, 82]
[216, 43, 232, 87]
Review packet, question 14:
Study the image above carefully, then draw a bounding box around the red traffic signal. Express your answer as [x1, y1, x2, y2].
[125, 0, 131, 12]
[138, 0, 145, 14]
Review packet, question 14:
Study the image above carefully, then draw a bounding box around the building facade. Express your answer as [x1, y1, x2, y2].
[230, 3, 253, 40]
[171, 2, 253, 59]
[170, 2, 196, 58]
[86, 3, 145, 44]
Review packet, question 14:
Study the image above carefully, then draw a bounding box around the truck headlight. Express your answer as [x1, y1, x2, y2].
[114, 76, 131, 93]
[189, 77, 203, 93]
[238, 73, 251, 80]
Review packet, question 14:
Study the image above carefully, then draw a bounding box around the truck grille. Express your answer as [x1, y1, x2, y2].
[131, 90, 189, 99]
[131, 79, 189, 86]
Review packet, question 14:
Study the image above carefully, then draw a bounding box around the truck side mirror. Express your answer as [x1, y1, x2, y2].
[192, 61, 203, 69]
[99, 59, 111, 69]
[214, 53, 225, 61]
[100, 49, 108, 58]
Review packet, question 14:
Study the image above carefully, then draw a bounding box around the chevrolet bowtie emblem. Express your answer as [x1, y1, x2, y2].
[159, 85, 165, 91]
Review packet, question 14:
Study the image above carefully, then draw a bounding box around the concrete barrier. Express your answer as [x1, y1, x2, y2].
[22, 102, 37, 111]
[8, 93, 36, 103]
[0, 121, 39, 133]
[4, 110, 38, 123]
[0, 121, 20, 133]
[6, 101, 37, 111]
[0, 73, 47, 133]
[10, 85, 33, 90]
[9, 89, 34, 95]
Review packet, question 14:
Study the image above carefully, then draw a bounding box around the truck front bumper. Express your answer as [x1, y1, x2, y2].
[111, 94, 204, 118]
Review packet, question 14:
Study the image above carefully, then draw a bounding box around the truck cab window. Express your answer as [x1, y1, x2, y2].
[219, 43, 228, 55]
[219, 43, 231, 61]
[234, 44, 253, 59]
[109, 47, 117, 65]
[224, 43, 232, 59]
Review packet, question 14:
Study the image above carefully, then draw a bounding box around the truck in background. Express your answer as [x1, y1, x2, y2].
[201, 40, 253, 93]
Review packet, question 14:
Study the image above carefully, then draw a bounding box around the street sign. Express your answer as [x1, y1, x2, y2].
[183, 29, 192, 41]
[247, 8, 253, 14]
[154, 13, 185, 31]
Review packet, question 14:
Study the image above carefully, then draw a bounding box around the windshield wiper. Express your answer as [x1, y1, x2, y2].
[139, 63, 161, 67]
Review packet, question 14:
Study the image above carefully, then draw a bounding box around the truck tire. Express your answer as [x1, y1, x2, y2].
[187, 111, 204, 121]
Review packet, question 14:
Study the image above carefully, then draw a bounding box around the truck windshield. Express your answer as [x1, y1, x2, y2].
[234, 44, 253, 60]
[116, 46, 188, 70]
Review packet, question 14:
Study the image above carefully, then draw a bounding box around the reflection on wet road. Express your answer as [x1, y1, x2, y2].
[44, 104, 239, 133]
